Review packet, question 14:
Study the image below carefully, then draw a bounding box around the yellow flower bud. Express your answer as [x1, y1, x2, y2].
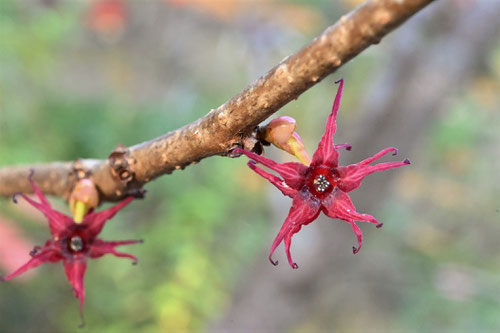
[263, 116, 312, 165]
[69, 179, 99, 223]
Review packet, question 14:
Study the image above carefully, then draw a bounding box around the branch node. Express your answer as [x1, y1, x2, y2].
[72, 160, 91, 180]
[108, 144, 135, 183]
[240, 127, 263, 155]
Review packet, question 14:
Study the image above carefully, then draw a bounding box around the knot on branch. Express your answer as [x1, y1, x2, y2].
[256, 124, 271, 147]
[68, 160, 94, 200]
[241, 127, 264, 155]
[72, 160, 92, 180]
[108, 144, 135, 183]
[228, 126, 269, 157]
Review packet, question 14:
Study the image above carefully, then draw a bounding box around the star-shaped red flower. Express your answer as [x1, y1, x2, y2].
[0, 177, 141, 320]
[236, 79, 410, 269]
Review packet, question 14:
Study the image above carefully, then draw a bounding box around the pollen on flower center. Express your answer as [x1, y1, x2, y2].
[69, 236, 84, 252]
[313, 175, 330, 192]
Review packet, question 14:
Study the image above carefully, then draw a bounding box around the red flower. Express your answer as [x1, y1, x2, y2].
[236, 79, 410, 269]
[0, 177, 141, 321]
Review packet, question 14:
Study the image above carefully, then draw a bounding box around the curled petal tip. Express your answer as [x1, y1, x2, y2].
[138, 239, 145, 244]
[28, 169, 35, 181]
[132, 261, 138, 266]
[392, 148, 399, 156]
[404, 159, 411, 165]
[352, 246, 359, 254]
[292, 263, 299, 269]
[12, 194, 19, 204]
[376, 223, 384, 229]
[335, 144, 352, 151]
[335, 78, 344, 84]
[269, 257, 279, 266]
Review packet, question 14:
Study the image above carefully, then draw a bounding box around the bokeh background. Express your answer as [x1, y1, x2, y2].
[1, 0, 499, 331]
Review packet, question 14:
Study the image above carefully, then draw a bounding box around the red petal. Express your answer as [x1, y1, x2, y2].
[83, 197, 135, 237]
[247, 161, 297, 197]
[311, 79, 344, 167]
[348, 220, 363, 254]
[358, 147, 398, 165]
[29, 175, 51, 208]
[88, 239, 141, 264]
[269, 191, 321, 269]
[336, 147, 410, 192]
[1, 248, 62, 281]
[13, 192, 73, 237]
[322, 189, 381, 226]
[236, 149, 308, 190]
[322, 189, 382, 254]
[63, 258, 87, 319]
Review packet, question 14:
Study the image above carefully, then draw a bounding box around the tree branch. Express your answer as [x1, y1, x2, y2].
[0, 0, 436, 202]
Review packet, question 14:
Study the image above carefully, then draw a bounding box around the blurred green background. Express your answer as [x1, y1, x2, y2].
[0, 0, 499, 332]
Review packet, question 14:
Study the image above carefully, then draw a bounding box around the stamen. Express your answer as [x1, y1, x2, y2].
[313, 175, 330, 192]
[69, 236, 84, 252]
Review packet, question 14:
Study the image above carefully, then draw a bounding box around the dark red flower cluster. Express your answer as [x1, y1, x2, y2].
[0, 177, 141, 323]
[236, 79, 410, 269]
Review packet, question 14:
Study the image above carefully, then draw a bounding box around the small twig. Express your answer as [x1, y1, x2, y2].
[0, 0, 436, 202]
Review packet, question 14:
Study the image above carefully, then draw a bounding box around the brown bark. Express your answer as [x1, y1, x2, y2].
[0, 0, 436, 202]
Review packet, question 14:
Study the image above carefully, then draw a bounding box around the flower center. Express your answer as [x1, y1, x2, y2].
[313, 175, 330, 192]
[306, 166, 337, 198]
[69, 235, 84, 252]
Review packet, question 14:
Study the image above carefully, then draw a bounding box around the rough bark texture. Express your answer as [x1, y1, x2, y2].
[0, 0, 436, 202]
[211, 1, 500, 330]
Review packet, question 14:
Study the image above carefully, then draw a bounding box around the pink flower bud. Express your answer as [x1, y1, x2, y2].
[69, 179, 99, 223]
[263, 116, 312, 165]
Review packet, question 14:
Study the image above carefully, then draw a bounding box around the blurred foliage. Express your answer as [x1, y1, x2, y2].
[383, 48, 500, 331]
[0, 0, 275, 331]
[0, 0, 499, 332]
